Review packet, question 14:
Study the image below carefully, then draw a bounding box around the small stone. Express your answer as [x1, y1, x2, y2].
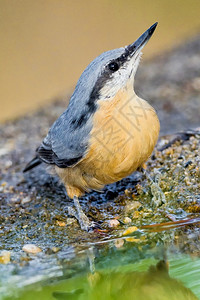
[66, 217, 76, 225]
[132, 211, 140, 219]
[0, 251, 11, 264]
[109, 219, 120, 228]
[125, 201, 142, 212]
[191, 77, 200, 91]
[124, 189, 130, 197]
[56, 220, 66, 227]
[5, 160, 12, 168]
[22, 244, 42, 254]
[10, 195, 21, 204]
[51, 247, 60, 253]
[122, 226, 138, 236]
[0, 148, 9, 156]
[123, 217, 132, 224]
[141, 163, 147, 169]
[21, 196, 31, 204]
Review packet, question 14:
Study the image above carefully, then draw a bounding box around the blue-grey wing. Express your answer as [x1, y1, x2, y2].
[36, 103, 93, 168]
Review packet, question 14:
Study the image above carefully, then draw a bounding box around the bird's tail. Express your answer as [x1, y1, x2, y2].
[23, 156, 42, 172]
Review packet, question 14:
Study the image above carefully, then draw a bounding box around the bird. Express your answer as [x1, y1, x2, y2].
[23, 22, 160, 231]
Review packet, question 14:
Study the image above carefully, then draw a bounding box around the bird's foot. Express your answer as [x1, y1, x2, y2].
[142, 168, 166, 206]
[67, 197, 97, 231]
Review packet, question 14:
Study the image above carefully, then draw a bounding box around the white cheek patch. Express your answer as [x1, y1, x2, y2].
[99, 70, 129, 99]
[99, 52, 142, 100]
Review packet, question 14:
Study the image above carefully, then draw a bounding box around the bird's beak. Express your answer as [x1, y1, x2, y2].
[126, 22, 158, 56]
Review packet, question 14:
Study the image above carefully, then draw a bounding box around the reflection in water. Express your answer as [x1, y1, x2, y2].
[52, 260, 197, 300]
[4, 244, 199, 300]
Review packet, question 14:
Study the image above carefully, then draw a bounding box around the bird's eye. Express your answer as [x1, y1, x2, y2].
[108, 61, 119, 72]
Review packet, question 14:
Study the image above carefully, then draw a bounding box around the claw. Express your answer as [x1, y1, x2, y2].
[67, 196, 99, 231]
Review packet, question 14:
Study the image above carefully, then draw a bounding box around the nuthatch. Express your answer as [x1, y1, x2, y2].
[24, 23, 160, 231]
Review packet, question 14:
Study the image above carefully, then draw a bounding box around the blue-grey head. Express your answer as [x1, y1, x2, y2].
[31, 23, 158, 169]
[73, 22, 158, 104]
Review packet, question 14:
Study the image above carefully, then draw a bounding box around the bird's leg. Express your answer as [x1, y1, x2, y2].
[141, 167, 166, 206]
[68, 196, 95, 231]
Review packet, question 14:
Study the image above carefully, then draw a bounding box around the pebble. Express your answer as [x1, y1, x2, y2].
[22, 244, 42, 254]
[122, 226, 138, 236]
[191, 77, 200, 91]
[10, 195, 21, 204]
[0, 251, 11, 264]
[109, 219, 120, 228]
[51, 247, 60, 253]
[21, 196, 31, 204]
[56, 220, 66, 227]
[125, 201, 142, 212]
[132, 211, 140, 219]
[123, 217, 132, 224]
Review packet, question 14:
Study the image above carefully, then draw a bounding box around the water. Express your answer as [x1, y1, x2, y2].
[1, 241, 200, 300]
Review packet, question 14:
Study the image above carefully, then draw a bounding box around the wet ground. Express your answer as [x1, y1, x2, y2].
[0, 35, 200, 299]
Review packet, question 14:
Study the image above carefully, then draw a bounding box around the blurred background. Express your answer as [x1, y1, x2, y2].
[1, 0, 200, 123]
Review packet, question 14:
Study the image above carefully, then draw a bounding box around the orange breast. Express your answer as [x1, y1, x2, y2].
[56, 86, 160, 198]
